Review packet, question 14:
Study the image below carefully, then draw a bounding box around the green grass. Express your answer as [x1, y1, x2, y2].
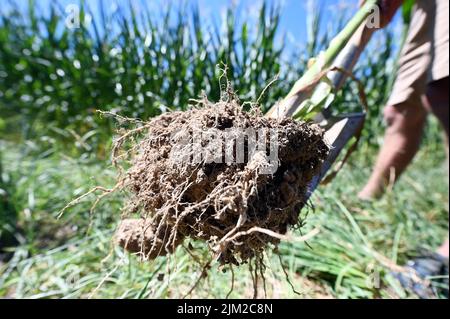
[1, 129, 447, 299]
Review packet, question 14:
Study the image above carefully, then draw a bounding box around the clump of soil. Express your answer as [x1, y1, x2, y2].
[114, 93, 329, 266]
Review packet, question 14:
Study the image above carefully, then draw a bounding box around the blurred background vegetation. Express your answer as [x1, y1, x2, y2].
[0, 0, 447, 298]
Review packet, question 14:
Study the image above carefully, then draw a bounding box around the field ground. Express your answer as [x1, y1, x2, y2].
[0, 129, 448, 299]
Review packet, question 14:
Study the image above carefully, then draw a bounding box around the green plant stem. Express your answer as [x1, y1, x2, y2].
[288, 0, 378, 96]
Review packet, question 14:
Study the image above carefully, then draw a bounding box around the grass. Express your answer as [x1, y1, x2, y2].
[0, 126, 447, 299]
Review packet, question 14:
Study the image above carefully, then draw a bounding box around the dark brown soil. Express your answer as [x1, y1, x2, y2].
[115, 95, 329, 265]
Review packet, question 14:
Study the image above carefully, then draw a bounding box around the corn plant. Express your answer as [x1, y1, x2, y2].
[0, 1, 287, 150]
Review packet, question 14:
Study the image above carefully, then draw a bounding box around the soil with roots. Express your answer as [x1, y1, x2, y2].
[114, 94, 329, 266]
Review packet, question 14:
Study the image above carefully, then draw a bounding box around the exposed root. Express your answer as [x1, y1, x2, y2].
[226, 265, 235, 299]
[58, 185, 118, 219]
[111, 89, 329, 266]
[182, 259, 212, 299]
[276, 250, 302, 296]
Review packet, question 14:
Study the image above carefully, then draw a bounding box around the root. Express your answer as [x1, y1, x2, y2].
[276, 250, 302, 296]
[182, 259, 212, 299]
[58, 185, 117, 219]
[226, 265, 235, 299]
[111, 93, 329, 266]
[61, 83, 330, 298]
[218, 226, 320, 248]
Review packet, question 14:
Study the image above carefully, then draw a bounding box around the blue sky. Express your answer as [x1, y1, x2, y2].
[6, 0, 401, 41]
[4, 0, 403, 59]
